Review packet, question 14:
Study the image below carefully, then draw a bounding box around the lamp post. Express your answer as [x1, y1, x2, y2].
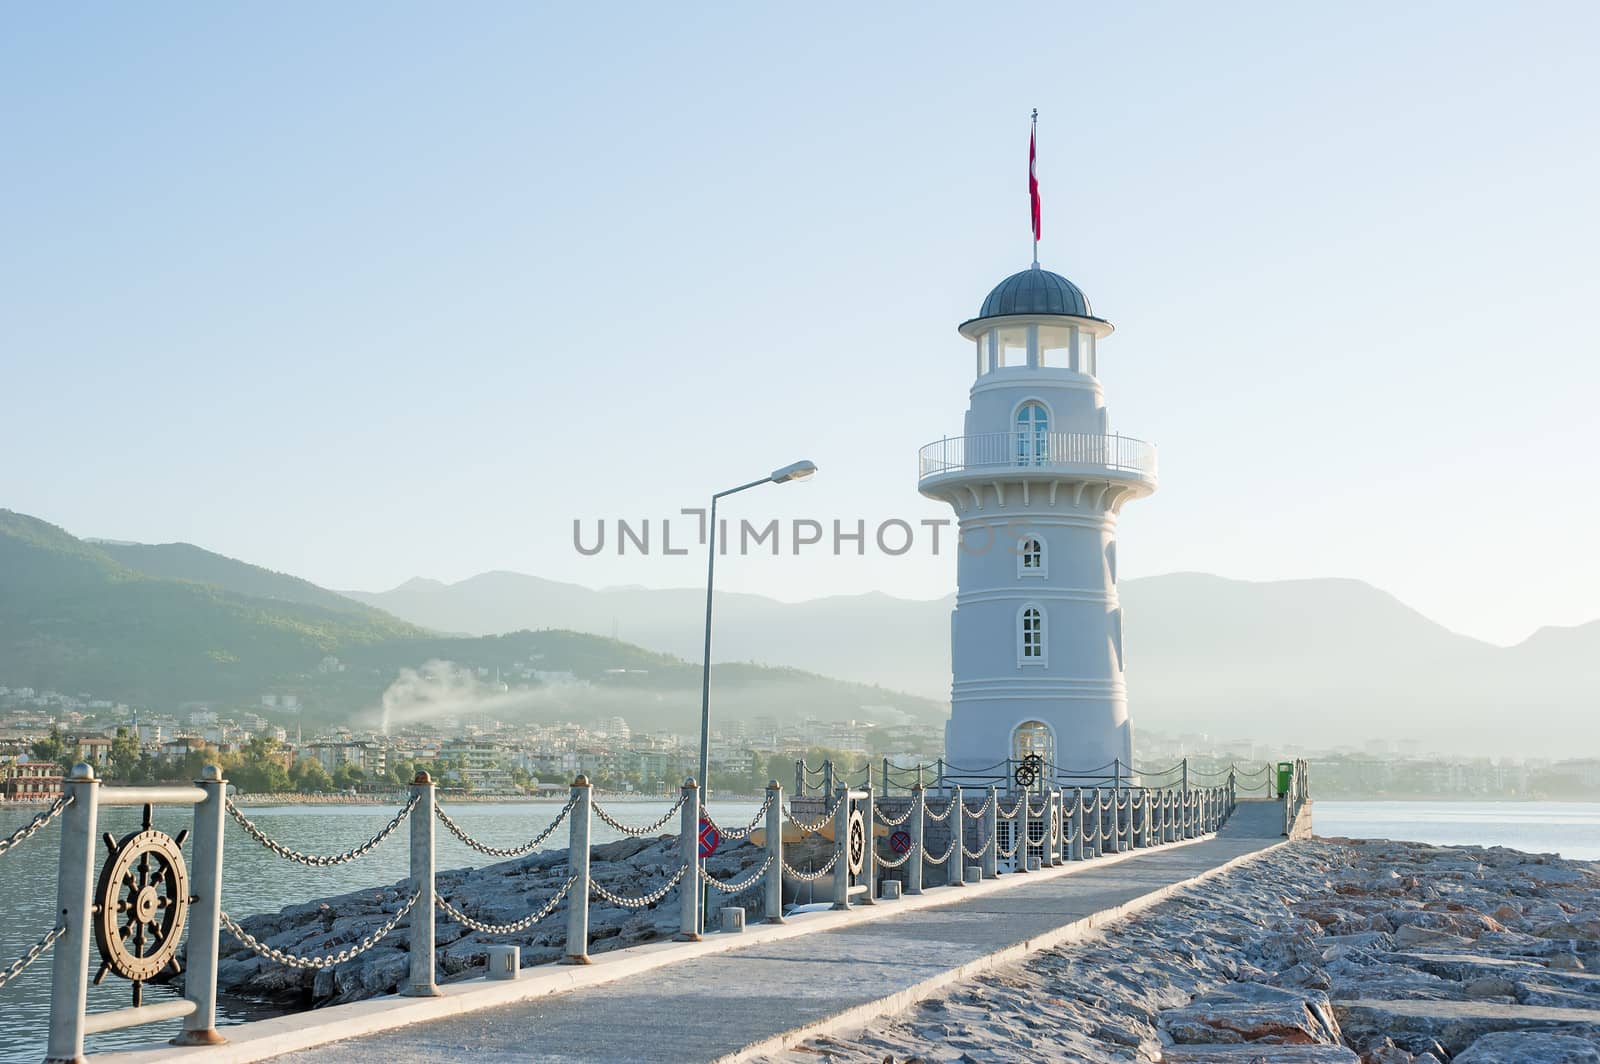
[697, 460, 816, 800]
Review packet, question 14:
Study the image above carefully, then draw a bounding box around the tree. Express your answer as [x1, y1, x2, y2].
[109, 727, 141, 781]
[32, 725, 68, 770]
[332, 761, 365, 792]
[290, 757, 333, 794]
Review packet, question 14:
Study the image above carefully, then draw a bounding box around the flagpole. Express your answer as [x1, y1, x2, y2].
[1031, 108, 1039, 269]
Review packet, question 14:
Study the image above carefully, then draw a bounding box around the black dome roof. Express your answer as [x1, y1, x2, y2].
[977, 268, 1093, 319]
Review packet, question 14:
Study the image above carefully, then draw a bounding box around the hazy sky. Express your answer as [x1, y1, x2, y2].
[3, 3, 1597, 647]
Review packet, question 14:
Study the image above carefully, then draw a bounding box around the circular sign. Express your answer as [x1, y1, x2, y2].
[889, 829, 912, 855]
[847, 810, 866, 875]
[697, 816, 720, 859]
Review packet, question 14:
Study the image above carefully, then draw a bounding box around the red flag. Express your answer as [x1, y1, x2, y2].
[1029, 124, 1041, 242]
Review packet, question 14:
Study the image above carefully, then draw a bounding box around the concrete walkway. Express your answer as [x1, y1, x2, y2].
[264, 802, 1290, 1064]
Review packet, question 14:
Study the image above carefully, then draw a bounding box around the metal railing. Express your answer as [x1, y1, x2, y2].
[1, 754, 1299, 1057]
[917, 431, 1158, 481]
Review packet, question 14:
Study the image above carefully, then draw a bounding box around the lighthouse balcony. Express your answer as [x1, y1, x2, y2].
[918, 432, 1158, 491]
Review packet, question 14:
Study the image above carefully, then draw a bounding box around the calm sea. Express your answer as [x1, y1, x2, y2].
[2, 798, 1595, 1060]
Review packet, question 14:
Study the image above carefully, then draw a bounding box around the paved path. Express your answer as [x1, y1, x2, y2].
[272, 802, 1289, 1064]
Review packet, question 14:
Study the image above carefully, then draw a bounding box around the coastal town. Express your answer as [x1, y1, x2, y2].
[4, 680, 1597, 804]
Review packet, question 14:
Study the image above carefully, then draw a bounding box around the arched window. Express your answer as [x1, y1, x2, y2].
[1018, 605, 1045, 664]
[1018, 536, 1045, 578]
[1012, 720, 1055, 781]
[1015, 401, 1049, 465]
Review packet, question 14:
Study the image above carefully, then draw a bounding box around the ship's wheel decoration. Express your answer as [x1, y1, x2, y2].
[92, 803, 190, 1006]
[1014, 753, 1044, 790]
[847, 809, 866, 875]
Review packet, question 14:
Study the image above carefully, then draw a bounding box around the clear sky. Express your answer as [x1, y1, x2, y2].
[3, 3, 1597, 647]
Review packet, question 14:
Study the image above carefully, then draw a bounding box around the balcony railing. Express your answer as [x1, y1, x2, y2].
[918, 431, 1158, 481]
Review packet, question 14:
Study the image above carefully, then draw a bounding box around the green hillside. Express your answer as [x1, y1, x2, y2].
[0, 511, 948, 730]
[93, 540, 399, 624]
[0, 510, 428, 705]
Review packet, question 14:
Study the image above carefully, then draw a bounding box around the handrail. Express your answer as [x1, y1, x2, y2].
[8, 758, 1282, 1056]
[918, 431, 1157, 480]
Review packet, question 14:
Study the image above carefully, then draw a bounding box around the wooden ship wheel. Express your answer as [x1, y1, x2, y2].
[92, 804, 190, 1006]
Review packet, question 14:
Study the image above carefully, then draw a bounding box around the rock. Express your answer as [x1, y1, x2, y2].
[1163, 984, 1341, 1046]
[1464, 976, 1517, 999]
[1394, 925, 1476, 950]
[1160, 1047, 1361, 1062]
[1453, 1030, 1600, 1063]
[1552, 953, 1589, 971]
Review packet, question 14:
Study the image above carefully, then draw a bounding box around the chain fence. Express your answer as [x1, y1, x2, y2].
[435, 795, 577, 858]
[0, 796, 71, 861]
[438, 876, 576, 935]
[781, 851, 840, 882]
[591, 864, 688, 909]
[226, 794, 417, 867]
[704, 854, 773, 894]
[591, 793, 688, 838]
[221, 893, 419, 970]
[704, 791, 774, 842]
[0, 926, 65, 990]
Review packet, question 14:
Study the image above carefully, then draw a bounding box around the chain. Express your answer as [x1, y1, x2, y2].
[221, 893, 418, 969]
[961, 840, 986, 860]
[591, 793, 688, 838]
[704, 791, 774, 842]
[873, 803, 911, 827]
[922, 800, 953, 823]
[1027, 799, 1048, 817]
[922, 839, 956, 865]
[874, 842, 917, 869]
[435, 795, 576, 858]
[438, 876, 575, 934]
[961, 793, 994, 820]
[781, 851, 840, 881]
[996, 798, 1023, 821]
[0, 925, 64, 989]
[0, 797, 71, 860]
[591, 863, 688, 908]
[226, 794, 417, 867]
[997, 836, 1020, 859]
[783, 790, 844, 833]
[704, 854, 773, 894]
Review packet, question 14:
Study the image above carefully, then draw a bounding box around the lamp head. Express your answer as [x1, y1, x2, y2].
[771, 460, 818, 483]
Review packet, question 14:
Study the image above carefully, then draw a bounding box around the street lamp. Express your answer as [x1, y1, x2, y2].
[697, 460, 817, 801]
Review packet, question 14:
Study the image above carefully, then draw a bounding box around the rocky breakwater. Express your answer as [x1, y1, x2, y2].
[205, 829, 811, 1008]
[780, 839, 1600, 1064]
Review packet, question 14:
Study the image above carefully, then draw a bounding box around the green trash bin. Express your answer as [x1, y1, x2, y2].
[1276, 761, 1294, 797]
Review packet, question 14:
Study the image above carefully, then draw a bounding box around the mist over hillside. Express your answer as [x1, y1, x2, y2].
[0, 510, 945, 733]
[350, 569, 1600, 758]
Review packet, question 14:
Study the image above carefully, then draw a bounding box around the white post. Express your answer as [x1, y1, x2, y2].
[1122, 790, 1135, 850]
[983, 786, 998, 878]
[676, 778, 701, 940]
[765, 780, 784, 922]
[564, 774, 592, 962]
[860, 767, 876, 904]
[1018, 788, 1033, 872]
[831, 783, 850, 910]
[45, 763, 99, 1064]
[951, 783, 966, 887]
[1070, 788, 1084, 861]
[822, 759, 834, 800]
[173, 764, 227, 1046]
[908, 783, 925, 894]
[402, 771, 440, 997]
[1049, 790, 1063, 865]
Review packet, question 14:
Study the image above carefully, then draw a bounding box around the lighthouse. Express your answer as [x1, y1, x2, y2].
[918, 263, 1158, 785]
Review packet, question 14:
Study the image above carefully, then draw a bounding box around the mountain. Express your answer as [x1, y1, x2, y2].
[0, 509, 428, 706]
[0, 510, 945, 732]
[349, 568, 1600, 757]
[344, 572, 954, 697]
[92, 540, 400, 623]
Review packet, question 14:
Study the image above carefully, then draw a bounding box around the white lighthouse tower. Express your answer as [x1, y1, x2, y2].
[918, 264, 1157, 784]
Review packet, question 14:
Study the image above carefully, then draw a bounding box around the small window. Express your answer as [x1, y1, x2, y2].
[1038, 325, 1073, 369]
[1019, 606, 1045, 664]
[997, 326, 1028, 368]
[1015, 401, 1049, 465]
[1018, 537, 1046, 578]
